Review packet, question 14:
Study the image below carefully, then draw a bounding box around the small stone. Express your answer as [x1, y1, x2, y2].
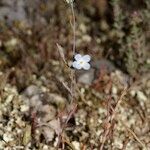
[0, 141, 5, 149]
[113, 138, 123, 149]
[112, 86, 117, 95]
[5, 38, 18, 47]
[30, 94, 42, 108]
[6, 126, 12, 132]
[72, 141, 80, 150]
[146, 58, 150, 64]
[20, 105, 29, 112]
[77, 69, 95, 85]
[98, 119, 102, 124]
[136, 91, 147, 101]
[98, 108, 107, 115]
[54, 137, 59, 147]
[15, 118, 25, 127]
[130, 90, 136, 97]
[23, 85, 41, 97]
[96, 130, 102, 137]
[3, 133, 14, 142]
[43, 145, 49, 150]
[5, 95, 14, 104]
[82, 35, 91, 42]
[79, 23, 87, 33]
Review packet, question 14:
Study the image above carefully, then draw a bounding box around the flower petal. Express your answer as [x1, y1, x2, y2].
[74, 54, 82, 61]
[82, 63, 90, 70]
[82, 55, 91, 62]
[72, 61, 82, 69]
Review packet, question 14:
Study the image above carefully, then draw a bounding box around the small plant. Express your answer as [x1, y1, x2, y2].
[56, 0, 91, 148]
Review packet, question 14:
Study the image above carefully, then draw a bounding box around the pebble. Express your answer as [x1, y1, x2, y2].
[112, 86, 118, 95]
[0, 141, 5, 149]
[20, 105, 29, 112]
[113, 138, 123, 149]
[136, 91, 147, 101]
[23, 85, 41, 97]
[98, 108, 107, 115]
[79, 23, 87, 33]
[146, 58, 150, 64]
[43, 145, 49, 150]
[72, 141, 80, 150]
[130, 90, 136, 97]
[3, 133, 14, 142]
[82, 35, 91, 42]
[30, 94, 42, 108]
[5, 38, 18, 47]
[5, 95, 14, 104]
[77, 69, 95, 85]
[15, 118, 25, 127]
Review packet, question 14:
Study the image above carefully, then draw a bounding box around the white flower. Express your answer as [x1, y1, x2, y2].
[72, 54, 91, 70]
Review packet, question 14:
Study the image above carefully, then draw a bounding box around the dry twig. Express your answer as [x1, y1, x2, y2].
[99, 88, 127, 150]
[120, 120, 148, 150]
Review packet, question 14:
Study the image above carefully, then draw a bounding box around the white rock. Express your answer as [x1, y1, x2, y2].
[98, 108, 107, 114]
[20, 105, 29, 112]
[4, 85, 17, 94]
[43, 145, 49, 150]
[72, 141, 80, 150]
[30, 95, 42, 108]
[5, 95, 14, 104]
[130, 90, 136, 97]
[53, 137, 59, 147]
[98, 119, 102, 124]
[96, 130, 102, 137]
[23, 85, 40, 97]
[112, 86, 117, 95]
[113, 138, 123, 149]
[78, 69, 95, 85]
[136, 91, 147, 101]
[6, 38, 18, 47]
[82, 35, 91, 42]
[15, 118, 25, 127]
[0, 141, 5, 149]
[6, 126, 12, 132]
[3, 133, 14, 142]
[146, 58, 150, 64]
[79, 24, 87, 33]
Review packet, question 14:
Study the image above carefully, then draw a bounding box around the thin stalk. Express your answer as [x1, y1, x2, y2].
[70, 2, 76, 103]
[70, 3, 76, 55]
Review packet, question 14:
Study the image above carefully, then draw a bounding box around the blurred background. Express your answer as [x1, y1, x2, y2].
[0, 0, 149, 91]
[0, 1, 150, 149]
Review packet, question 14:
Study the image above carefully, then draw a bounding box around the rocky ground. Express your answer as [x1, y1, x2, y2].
[0, 0, 150, 150]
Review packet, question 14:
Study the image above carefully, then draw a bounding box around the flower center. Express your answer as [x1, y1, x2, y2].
[79, 61, 84, 64]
